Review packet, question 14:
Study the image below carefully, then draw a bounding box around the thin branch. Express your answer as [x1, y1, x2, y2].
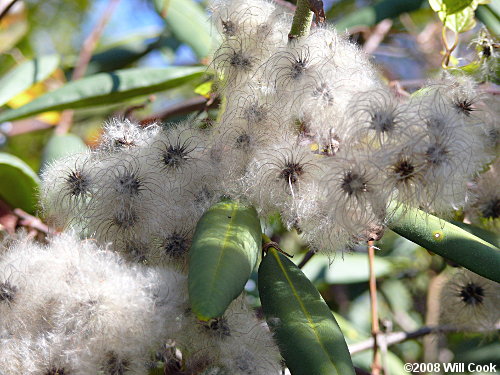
[139, 96, 220, 126]
[348, 325, 461, 355]
[363, 19, 393, 55]
[0, 0, 20, 22]
[297, 250, 315, 268]
[368, 240, 381, 375]
[288, 0, 314, 40]
[123, 95, 156, 120]
[55, 0, 121, 135]
[13, 208, 54, 235]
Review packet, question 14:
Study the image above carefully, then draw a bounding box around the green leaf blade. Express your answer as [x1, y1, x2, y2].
[0, 55, 60, 107]
[41, 134, 88, 172]
[0, 152, 40, 213]
[388, 205, 500, 282]
[188, 200, 261, 320]
[258, 248, 355, 375]
[154, 0, 213, 59]
[0, 66, 206, 123]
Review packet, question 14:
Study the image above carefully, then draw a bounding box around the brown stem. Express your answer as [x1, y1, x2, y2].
[55, 0, 121, 135]
[297, 249, 315, 268]
[0, 0, 20, 22]
[348, 325, 463, 355]
[363, 19, 393, 55]
[13, 208, 54, 235]
[368, 240, 381, 375]
[139, 96, 220, 126]
[440, 26, 459, 69]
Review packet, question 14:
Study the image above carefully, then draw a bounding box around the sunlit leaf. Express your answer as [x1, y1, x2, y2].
[259, 248, 356, 375]
[154, 0, 213, 59]
[388, 204, 500, 283]
[301, 253, 393, 284]
[40, 134, 88, 171]
[0, 152, 40, 213]
[0, 66, 206, 123]
[188, 199, 261, 320]
[0, 55, 60, 107]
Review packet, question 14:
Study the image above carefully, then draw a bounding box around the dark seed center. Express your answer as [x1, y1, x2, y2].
[341, 171, 368, 196]
[0, 281, 17, 303]
[280, 162, 304, 184]
[459, 282, 484, 306]
[393, 159, 415, 180]
[163, 145, 189, 169]
[65, 170, 89, 197]
[482, 198, 500, 219]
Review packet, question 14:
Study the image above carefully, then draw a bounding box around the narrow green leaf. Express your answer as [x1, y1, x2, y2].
[301, 253, 393, 284]
[188, 200, 261, 320]
[0, 152, 40, 213]
[451, 221, 500, 248]
[388, 205, 500, 282]
[0, 55, 60, 107]
[258, 248, 356, 375]
[333, 0, 425, 30]
[0, 66, 206, 123]
[41, 134, 88, 171]
[154, 0, 213, 59]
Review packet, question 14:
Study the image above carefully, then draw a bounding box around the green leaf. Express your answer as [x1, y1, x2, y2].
[154, 0, 213, 59]
[40, 134, 88, 171]
[451, 221, 500, 248]
[0, 66, 206, 123]
[429, 0, 490, 32]
[301, 253, 393, 284]
[0, 55, 60, 107]
[388, 204, 500, 283]
[258, 248, 356, 375]
[188, 200, 261, 320]
[445, 6, 477, 32]
[0, 152, 40, 213]
[333, 0, 425, 30]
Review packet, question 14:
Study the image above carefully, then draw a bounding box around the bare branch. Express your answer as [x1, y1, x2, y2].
[0, 0, 20, 22]
[56, 0, 121, 135]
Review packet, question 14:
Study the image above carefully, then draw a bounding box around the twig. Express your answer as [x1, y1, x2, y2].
[0, 0, 20, 22]
[123, 95, 156, 120]
[297, 250, 315, 268]
[441, 26, 459, 69]
[348, 325, 461, 355]
[288, 0, 314, 40]
[423, 272, 448, 364]
[139, 96, 220, 126]
[13, 208, 54, 235]
[363, 19, 393, 55]
[55, 0, 121, 135]
[368, 240, 381, 375]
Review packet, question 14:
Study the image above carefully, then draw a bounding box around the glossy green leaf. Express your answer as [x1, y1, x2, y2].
[429, 0, 490, 32]
[0, 55, 60, 107]
[258, 248, 355, 375]
[333, 0, 425, 30]
[451, 221, 500, 248]
[40, 134, 88, 171]
[477, 4, 500, 35]
[301, 253, 393, 284]
[154, 0, 213, 59]
[388, 205, 500, 282]
[0, 66, 206, 123]
[188, 200, 261, 320]
[0, 152, 40, 213]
